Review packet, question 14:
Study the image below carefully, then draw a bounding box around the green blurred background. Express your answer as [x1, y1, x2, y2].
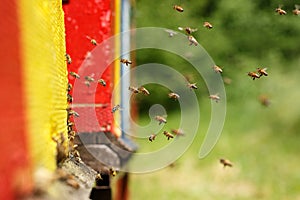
[126, 0, 300, 199]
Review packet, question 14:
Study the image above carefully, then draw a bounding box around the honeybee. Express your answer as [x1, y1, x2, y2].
[120, 58, 132, 66]
[223, 77, 232, 85]
[259, 95, 271, 107]
[293, 5, 300, 15]
[148, 134, 157, 142]
[165, 29, 178, 37]
[257, 67, 268, 77]
[85, 75, 95, 82]
[203, 21, 213, 29]
[129, 86, 139, 94]
[275, 6, 287, 15]
[187, 35, 199, 46]
[86, 36, 98, 45]
[178, 27, 198, 35]
[187, 82, 198, 90]
[98, 79, 106, 86]
[155, 115, 167, 125]
[168, 92, 180, 100]
[220, 158, 233, 168]
[171, 129, 185, 137]
[68, 109, 80, 117]
[65, 53, 72, 64]
[95, 172, 102, 181]
[163, 131, 174, 140]
[84, 80, 91, 87]
[110, 167, 117, 177]
[212, 65, 223, 73]
[67, 83, 72, 92]
[112, 104, 121, 113]
[173, 5, 184, 12]
[67, 93, 73, 103]
[247, 72, 260, 80]
[69, 71, 80, 79]
[138, 86, 150, 95]
[209, 94, 220, 103]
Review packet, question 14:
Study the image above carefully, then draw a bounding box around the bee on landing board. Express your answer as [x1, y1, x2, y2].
[168, 92, 180, 100]
[120, 58, 132, 66]
[65, 53, 72, 64]
[257, 67, 268, 77]
[220, 158, 233, 168]
[173, 5, 184, 12]
[148, 134, 157, 142]
[212, 65, 223, 73]
[163, 131, 174, 140]
[203, 21, 213, 29]
[275, 6, 287, 15]
[138, 86, 150, 96]
[69, 71, 80, 79]
[209, 94, 220, 103]
[155, 115, 167, 125]
[293, 5, 300, 15]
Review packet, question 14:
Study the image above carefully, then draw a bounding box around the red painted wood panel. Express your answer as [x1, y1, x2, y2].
[63, 0, 114, 133]
[0, 0, 30, 199]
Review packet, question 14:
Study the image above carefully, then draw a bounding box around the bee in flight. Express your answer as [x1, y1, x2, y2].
[257, 67, 268, 77]
[168, 92, 180, 100]
[178, 27, 198, 35]
[293, 5, 300, 15]
[203, 21, 213, 29]
[187, 35, 199, 46]
[129, 86, 139, 94]
[69, 71, 80, 79]
[120, 58, 132, 66]
[212, 65, 223, 73]
[163, 131, 174, 140]
[259, 95, 271, 107]
[138, 86, 150, 96]
[112, 104, 121, 113]
[86, 36, 98, 46]
[247, 72, 260, 80]
[171, 129, 185, 137]
[173, 5, 184, 12]
[187, 82, 198, 90]
[98, 79, 106, 86]
[275, 5, 287, 15]
[155, 115, 167, 125]
[209, 94, 220, 103]
[165, 29, 178, 37]
[148, 134, 157, 142]
[65, 53, 72, 64]
[220, 158, 233, 168]
[85, 75, 95, 82]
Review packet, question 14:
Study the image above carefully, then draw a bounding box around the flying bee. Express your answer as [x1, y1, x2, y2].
[220, 158, 233, 168]
[259, 95, 271, 107]
[293, 5, 300, 15]
[247, 72, 260, 80]
[187, 82, 198, 90]
[173, 5, 184, 12]
[98, 79, 106, 86]
[68, 109, 80, 117]
[65, 53, 72, 64]
[168, 92, 180, 100]
[171, 129, 185, 137]
[148, 134, 157, 142]
[69, 71, 80, 79]
[165, 29, 178, 37]
[257, 67, 268, 77]
[223, 77, 232, 85]
[85, 75, 95, 82]
[212, 65, 223, 73]
[112, 104, 121, 113]
[84, 80, 91, 87]
[203, 21, 213, 29]
[163, 131, 174, 140]
[275, 6, 287, 15]
[67, 83, 72, 92]
[178, 27, 198, 35]
[67, 93, 73, 103]
[138, 86, 150, 95]
[86, 36, 98, 45]
[120, 58, 132, 66]
[209, 94, 220, 103]
[187, 35, 199, 46]
[155, 115, 167, 125]
[129, 86, 139, 94]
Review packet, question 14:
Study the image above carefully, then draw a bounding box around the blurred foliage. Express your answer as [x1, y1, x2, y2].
[133, 0, 300, 115]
